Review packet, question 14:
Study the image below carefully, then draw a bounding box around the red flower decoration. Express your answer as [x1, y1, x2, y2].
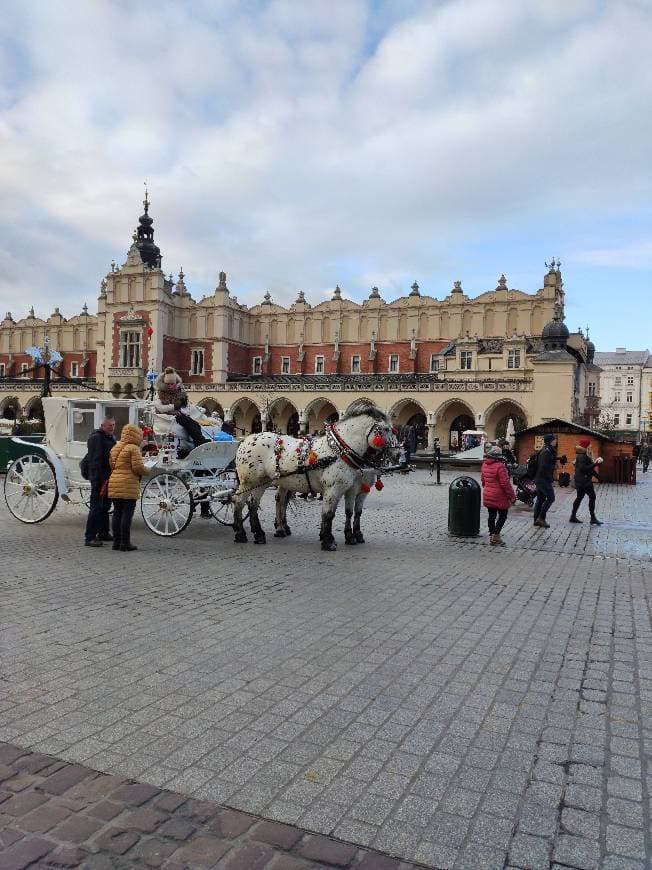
[361, 482, 371, 493]
[375, 479, 384, 491]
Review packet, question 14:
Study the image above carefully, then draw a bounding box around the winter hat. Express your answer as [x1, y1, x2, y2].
[543, 433, 556, 445]
[578, 438, 591, 448]
[487, 445, 503, 457]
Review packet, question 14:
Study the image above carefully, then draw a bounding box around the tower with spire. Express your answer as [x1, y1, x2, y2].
[135, 187, 162, 269]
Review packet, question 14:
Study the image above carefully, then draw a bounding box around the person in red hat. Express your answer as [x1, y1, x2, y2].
[570, 437, 603, 525]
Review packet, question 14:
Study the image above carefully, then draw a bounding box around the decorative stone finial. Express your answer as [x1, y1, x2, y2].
[100, 278, 107, 296]
[369, 286, 380, 299]
[217, 270, 227, 290]
[4, 312, 12, 321]
[28, 306, 35, 319]
[496, 274, 507, 289]
[295, 290, 306, 304]
[111, 260, 116, 272]
[332, 284, 342, 300]
[53, 307, 60, 316]
[410, 280, 420, 297]
[452, 280, 463, 293]
[82, 302, 88, 315]
[263, 291, 272, 305]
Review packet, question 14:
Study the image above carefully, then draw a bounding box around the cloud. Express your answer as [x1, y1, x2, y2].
[573, 240, 652, 269]
[0, 0, 651, 320]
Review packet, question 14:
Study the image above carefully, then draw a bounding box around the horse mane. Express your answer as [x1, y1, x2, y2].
[340, 400, 389, 425]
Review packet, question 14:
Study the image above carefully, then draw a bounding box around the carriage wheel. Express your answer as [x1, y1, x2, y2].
[141, 473, 193, 536]
[4, 453, 59, 524]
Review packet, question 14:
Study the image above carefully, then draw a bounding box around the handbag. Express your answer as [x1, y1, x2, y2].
[99, 479, 109, 499]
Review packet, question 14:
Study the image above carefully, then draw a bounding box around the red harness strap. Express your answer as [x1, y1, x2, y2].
[330, 424, 368, 470]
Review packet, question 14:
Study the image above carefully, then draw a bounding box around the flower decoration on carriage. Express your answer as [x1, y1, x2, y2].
[274, 435, 285, 478]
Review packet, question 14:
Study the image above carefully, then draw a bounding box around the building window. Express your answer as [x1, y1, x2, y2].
[120, 331, 141, 368]
[507, 349, 521, 369]
[588, 381, 596, 397]
[627, 376, 634, 386]
[429, 355, 439, 373]
[389, 354, 399, 373]
[191, 349, 204, 375]
[626, 391, 633, 403]
[315, 355, 325, 374]
[70, 361, 79, 378]
[252, 356, 262, 375]
[615, 376, 622, 386]
[21, 363, 29, 379]
[614, 414, 620, 426]
[614, 391, 621, 403]
[351, 355, 361, 373]
[0, 363, 5, 378]
[626, 413, 633, 426]
[280, 356, 290, 375]
[460, 351, 473, 370]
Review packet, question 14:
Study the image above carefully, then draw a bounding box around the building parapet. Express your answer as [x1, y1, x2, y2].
[186, 377, 533, 394]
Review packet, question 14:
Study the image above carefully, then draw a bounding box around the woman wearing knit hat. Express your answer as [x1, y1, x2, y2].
[481, 445, 516, 545]
[570, 438, 603, 525]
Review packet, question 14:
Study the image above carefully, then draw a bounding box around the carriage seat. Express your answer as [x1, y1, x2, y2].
[171, 440, 239, 471]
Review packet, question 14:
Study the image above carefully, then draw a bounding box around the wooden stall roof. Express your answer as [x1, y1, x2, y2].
[516, 418, 615, 442]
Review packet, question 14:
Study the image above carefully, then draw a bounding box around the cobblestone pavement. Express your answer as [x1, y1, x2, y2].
[1, 469, 651, 868]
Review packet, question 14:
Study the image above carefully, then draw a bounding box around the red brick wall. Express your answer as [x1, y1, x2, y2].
[162, 338, 212, 382]
[227, 342, 254, 376]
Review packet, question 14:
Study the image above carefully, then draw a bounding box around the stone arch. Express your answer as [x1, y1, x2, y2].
[24, 396, 44, 420]
[197, 397, 224, 419]
[462, 309, 473, 335]
[267, 397, 299, 436]
[229, 397, 261, 436]
[389, 398, 428, 450]
[305, 397, 339, 434]
[0, 396, 21, 420]
[433, 398, 476, 451]
[483, 398, 528, 442]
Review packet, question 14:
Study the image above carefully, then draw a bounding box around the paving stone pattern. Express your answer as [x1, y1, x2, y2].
[1, 469, 651, 868]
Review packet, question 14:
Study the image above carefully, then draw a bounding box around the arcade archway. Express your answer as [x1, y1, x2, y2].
[484, 400, 528, 442]
[229, 398, 261, 436]
[305, 398, 339, 434]
[0, 396, 21, 420]
[267, 397, 300, 435]
[434, 399, 476, 451]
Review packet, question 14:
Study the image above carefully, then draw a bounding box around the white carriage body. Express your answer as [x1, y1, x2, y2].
[6, 397, 240, 534]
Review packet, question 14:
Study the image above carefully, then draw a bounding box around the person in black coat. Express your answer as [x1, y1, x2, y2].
[84, 418, 116, 547]
[570, 438, 602, 524]
[533, 433, 558, 528]
[403, 423, 417, 465]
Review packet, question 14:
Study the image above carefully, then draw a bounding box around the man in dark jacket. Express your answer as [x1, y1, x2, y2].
[403, 423, 417, 466]
[533, 433, 557, 528]
[84, 417, 116, 547]
[570, 438, 602, 524]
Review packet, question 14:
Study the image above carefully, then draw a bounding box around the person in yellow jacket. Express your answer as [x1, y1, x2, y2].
[108, 424, 150, 551]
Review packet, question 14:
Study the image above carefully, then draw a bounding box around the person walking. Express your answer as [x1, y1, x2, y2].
[533, 433, 557, 528]
[569, 438, 603, 525]
[640, 442, 650, 473]
[84, 416, 116, 547]
[108, 424, 150, 551]
[403, 423, 417, 466]
[481, 445, 516, 546]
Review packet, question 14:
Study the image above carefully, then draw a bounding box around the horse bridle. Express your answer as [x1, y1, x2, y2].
[326, 421, 391, 471]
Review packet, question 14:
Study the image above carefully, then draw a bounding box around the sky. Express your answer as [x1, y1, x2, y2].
[1, 0, 651, 350]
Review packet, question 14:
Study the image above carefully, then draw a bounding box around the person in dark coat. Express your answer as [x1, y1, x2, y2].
[84, 417, 116, 547]
[403, 423, 417, 465]
[640, 442, 650, 473]
[500, 440, 516, 466]
[570, 438, 602, 525]
[533, 433, 557, 528]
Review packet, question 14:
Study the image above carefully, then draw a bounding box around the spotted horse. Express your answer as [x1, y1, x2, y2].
[232, 400, 393, 551]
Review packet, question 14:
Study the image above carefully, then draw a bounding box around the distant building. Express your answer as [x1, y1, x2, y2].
[593, 349, 651, 438]
[1, 197, 596, 449]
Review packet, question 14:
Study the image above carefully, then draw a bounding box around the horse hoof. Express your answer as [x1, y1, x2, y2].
[274, 529, 286, 538]
[254, 535, 266, 545]
[284, 527, 291, 536]
[355, 534, 365, 544]
[321, 541, 337, 552]
[234, 533, 248, 544]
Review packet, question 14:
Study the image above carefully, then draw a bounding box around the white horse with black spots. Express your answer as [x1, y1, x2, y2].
[232, 401, 393, 551]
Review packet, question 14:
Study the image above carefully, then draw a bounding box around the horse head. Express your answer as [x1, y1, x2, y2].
[337, 401, 393, 459]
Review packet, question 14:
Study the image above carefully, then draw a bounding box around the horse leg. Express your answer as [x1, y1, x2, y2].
[233, 496, 248, 543]
[353, 490, 366, 544]
[248, 490, 266, 544]
[344, 487, 356, 545]
[274, 489, 286, 538]
[319, 490, 341, 551]
[282, 489, 292, 536]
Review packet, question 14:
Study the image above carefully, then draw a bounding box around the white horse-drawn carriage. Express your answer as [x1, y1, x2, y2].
[4, 397, 241, 536]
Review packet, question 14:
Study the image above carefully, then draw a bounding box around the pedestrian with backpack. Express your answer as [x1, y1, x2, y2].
[533, 433, 558, 528]
[481, 445, 516, 546]
[83, 417, 116, 547]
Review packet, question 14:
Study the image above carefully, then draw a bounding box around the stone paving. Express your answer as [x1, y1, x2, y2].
[0, 469, 651, 868]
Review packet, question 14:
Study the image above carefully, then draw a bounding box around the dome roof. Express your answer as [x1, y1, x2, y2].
[542, 318, 569, 341]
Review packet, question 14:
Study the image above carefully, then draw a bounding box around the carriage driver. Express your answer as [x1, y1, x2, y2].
[84, 416, 116, 547]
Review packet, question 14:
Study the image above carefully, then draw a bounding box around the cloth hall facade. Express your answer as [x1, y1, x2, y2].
[0, 200, 594, 450]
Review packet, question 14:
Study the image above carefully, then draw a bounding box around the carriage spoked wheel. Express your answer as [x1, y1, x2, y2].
[141, 472, 193, 536]
[4, 453, 59, 523]
[208, 471, 249, 527]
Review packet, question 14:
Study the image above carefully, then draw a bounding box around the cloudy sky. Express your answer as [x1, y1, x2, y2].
[1, 0, 651, 349]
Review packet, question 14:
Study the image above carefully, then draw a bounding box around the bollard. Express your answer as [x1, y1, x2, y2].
[448, 475, 481, 536]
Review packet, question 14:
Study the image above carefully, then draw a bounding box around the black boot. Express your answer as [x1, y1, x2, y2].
[590, 515, 602, 525]
[120, 538, 138, 551]
[112, 538, 121, 550]
[569, 514, 582, 523]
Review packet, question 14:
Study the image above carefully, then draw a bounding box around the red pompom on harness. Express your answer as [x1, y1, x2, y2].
[375, 478, 384, 491]
[372, 434, 386, 448]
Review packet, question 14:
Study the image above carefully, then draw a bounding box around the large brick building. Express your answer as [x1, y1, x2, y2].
[1, 197, 595, 449]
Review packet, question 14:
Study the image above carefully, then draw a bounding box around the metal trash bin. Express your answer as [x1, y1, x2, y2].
[448, 475, 481, 536]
